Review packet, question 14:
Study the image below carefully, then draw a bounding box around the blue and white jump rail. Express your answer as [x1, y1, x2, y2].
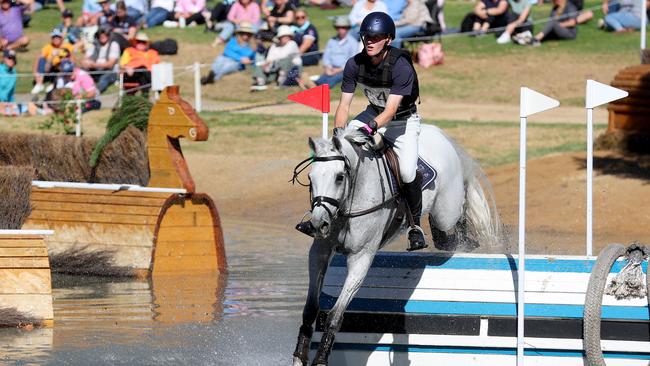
[314, 252, 649, 365]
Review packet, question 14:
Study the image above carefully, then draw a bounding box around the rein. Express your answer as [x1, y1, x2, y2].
[290, 146, 399, 221]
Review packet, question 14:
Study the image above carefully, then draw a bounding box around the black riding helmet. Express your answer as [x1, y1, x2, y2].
[359, 12, 396, 40]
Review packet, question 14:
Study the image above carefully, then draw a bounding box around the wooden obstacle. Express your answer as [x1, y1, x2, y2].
[316, 252, 649, 365]
[0, 231, 53, 327]
[23, 86, 226, 277]
[607, 64, 650, 133]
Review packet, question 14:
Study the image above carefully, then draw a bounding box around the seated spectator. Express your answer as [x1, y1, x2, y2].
[201, 22, 255, 84]
[599, 0, 645, 32]
[97, 0, 115, 26]
[110, 1, 138, 49]
[211, 0, 261, 47]
[467, 0, 509, 36]
[307, 0, 343, 9]
[496, 0, 533, 44]
[530, 0, 578, 45]
[0, 0, 30, 51]
[263, 0, 296, 31]
[312, 16, 358, 88]
[31, 29, 74, 95]
[77, 0, 102, 26]
[250, 25, 301, 91]
[82, 25, 120, 92]
[167, 0, 205, 27]
[0, 50, 17, 103]
[292, 8, 319, 66]
[145, 0, 174, 28]
[349, 0, 388, 39]
[119, 32, 160, 95]
[125, 0, 148, 24]
[31, 0, 64, 12]
[56, 9, 82, 48]
[56, 59, 97, 100]
[204, 0, 234, 32]
[393, 0, 434, 48]
[386, 0, 407, 22]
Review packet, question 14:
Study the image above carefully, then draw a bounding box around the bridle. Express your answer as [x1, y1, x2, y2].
[291, 147, 399, 223]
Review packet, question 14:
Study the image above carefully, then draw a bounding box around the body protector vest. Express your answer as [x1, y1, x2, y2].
[354, 47, 420, 116]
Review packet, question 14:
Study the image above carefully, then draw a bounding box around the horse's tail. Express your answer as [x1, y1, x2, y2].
[446, 134, 506, 250]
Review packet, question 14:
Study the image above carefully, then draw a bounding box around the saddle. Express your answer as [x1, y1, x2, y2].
[381, 145, 437, 195]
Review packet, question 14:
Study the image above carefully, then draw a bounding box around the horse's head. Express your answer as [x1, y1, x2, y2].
[307, 135, 353, 239]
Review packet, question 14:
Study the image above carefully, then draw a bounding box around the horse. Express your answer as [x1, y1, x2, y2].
[291, 124, 504, 366]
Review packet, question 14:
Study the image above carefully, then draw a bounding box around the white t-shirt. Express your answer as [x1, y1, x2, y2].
[349, 0, 389, 26]
[151, 0, 175, 11]
[266, 40, 302, 67]
[85, 40, 121, 67]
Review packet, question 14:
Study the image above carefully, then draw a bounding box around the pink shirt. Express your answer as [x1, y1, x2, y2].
[227, 2, 261, 24]
[69, 68, 96, 96]
[174, 0, 205, 14]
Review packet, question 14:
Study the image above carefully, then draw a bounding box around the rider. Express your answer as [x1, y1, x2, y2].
[297, 12, 427, 252]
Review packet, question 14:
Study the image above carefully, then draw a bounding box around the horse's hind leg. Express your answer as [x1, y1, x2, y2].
[312, 251, 374, 366]
[293, 240, 334, 366]
[429, 182, 464, 252]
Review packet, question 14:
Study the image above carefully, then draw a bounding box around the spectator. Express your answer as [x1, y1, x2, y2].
[530, 0, 578, 45]
[56, 9, 82, 47]
[82, 25, 120, 92]
[56, 59, 97, 100]
[212, 0, 261, 47]
[145, 0, 174, 28]
[125, 0, 148, 24]
[110, 1, 138, 49]
[204, 0, 234, 32]
[292, 8, 320, 66]
[496, 0, 533, 44]
[393, 0, 433, 48]
[0, 0, 30, 51]
[119, 32, 160, 95]
[96, 0, 115, 26]
[386, 0, 407, 22]
[250, 25, 301, 90]
[349, 0, 388, 39]
[167, 0, 205, 27]
[201, 21, 256, 84]
[307, 0, 343, 9]
[599, 0, 645, 32]
[313, 16, 358, 88]
[77, 0, 102, 26]
[263, 0, 296, 31]
[467, 0, 509, 36]
[31, 29, 74, 95]
[31, 0, 64, 12]
[0, 50, 17, 103]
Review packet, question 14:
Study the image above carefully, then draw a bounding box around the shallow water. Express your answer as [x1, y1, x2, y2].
[0, 219, 311, 365]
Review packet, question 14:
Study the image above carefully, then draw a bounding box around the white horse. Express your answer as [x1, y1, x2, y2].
[291, 125, 504, 366]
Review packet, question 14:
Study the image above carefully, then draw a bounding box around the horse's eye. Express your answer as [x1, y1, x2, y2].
[335, 173, 345, 184]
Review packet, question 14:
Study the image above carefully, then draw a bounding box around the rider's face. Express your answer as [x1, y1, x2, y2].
[363, 34, 390, 57]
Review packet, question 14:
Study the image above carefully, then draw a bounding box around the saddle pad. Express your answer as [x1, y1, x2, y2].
[386, 157, 437, 195]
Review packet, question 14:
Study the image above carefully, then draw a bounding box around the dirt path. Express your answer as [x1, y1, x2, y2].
[186, 148, 649, 256]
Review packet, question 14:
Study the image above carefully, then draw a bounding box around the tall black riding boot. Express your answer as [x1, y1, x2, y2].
[403, 173, 428, 251]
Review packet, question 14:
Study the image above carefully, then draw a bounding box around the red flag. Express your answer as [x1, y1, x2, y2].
[287, 84, 330, 113]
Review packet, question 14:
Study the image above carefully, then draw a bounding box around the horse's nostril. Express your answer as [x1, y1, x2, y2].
[321, 222, 330, 236]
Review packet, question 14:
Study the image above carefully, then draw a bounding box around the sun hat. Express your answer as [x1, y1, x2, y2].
[274, 25, 295, 41]
[97, 0, 110, 3]
[333, 16, 351, 28]
[134, 32, 150, 42]
[234, 21, 256, 35]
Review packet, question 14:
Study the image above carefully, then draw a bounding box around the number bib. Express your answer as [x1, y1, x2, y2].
[359, 83, 390, 108]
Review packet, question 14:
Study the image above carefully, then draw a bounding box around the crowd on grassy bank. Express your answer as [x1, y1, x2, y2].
[0, 0, 648, 117]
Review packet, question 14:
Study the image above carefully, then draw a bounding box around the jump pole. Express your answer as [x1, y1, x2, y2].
[584, 80, 627, 256]
[287, 84, 330, 138]
[641, 0, 647, 53]
[518, 87, 559, 365]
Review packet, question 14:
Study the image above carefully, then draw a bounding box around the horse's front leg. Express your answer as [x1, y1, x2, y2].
[312, 250, 375, 366]
[293, 239, 334, 366]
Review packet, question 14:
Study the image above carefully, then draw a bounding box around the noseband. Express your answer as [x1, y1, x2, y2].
[291, 155, 351, 222]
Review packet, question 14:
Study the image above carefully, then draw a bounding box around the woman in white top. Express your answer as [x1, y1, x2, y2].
[348, 0, 388, 39]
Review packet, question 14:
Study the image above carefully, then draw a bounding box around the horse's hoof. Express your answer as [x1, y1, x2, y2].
[292, 356, 307, 366]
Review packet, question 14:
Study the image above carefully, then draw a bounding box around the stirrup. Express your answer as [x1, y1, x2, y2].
[406, 225, 428, 252]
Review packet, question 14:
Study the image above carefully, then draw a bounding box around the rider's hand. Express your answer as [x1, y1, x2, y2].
[333, 127, 344, 137]
[357, 120, 378, 136]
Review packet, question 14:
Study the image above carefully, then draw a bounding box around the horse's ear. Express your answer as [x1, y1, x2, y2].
[308, 137, 316, 153]
[332, 136, 342, 152]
